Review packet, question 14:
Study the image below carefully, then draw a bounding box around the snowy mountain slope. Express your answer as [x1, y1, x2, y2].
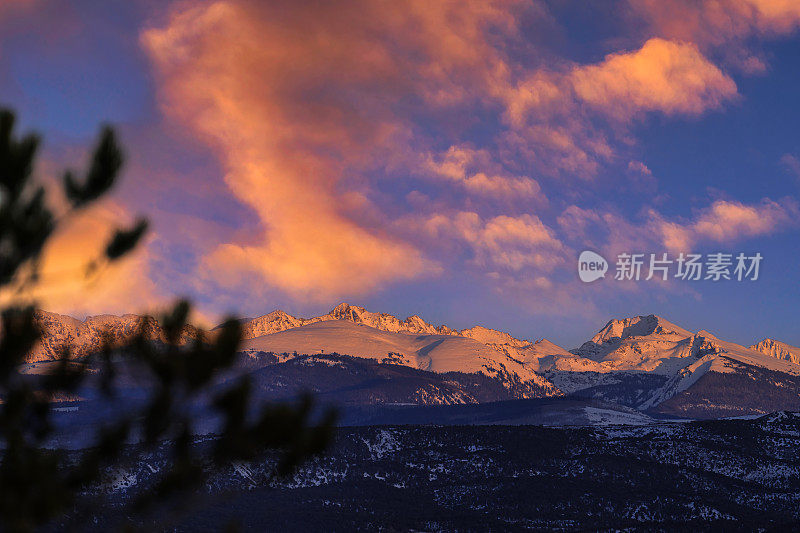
[708, 334, 800, 374]
[236, 303, 567, 354]
[237, 303, 455, 339]
[236, 303, 573, 380]
[488, 339, 573, 373]
[239, 353, 556, 407]
[750, 338, 800, 364]
[23, 304, 567, 403]
[458, 325, 530, 347]
[242, 320, 558, 394]
[555, 315, 800, 377]
[591, 314, 693, 346]
[544, 315, 800, 414]
[19, 304, 800, 417]
[651, 357, 800, 418]
[567, 315, 703, 374]
[25, 310, 200, 362]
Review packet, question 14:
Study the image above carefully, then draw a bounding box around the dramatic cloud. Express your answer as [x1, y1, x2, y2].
[135, 0, 796, 311]
[4, 0, 800, 346]
[632, 0, 800, 43]
[143, 1, 482, 299]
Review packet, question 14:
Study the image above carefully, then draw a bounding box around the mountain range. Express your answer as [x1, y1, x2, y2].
[23, 303, 800, 418]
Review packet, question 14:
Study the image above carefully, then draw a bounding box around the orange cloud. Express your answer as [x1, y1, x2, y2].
[423, 145, 545, 202]
[0, 201, 161, 316]
[504, 38, 737, 177]
[139, 0, 785, 305]
[632, 0, 800, 41]
[508, 38, 737, 123]
[143, 1, 483, 299]
[570, 38, 736, 120]
[747, 0, 800, 33]
[422, 211, 567, 273]
[141, 0, 543, 299]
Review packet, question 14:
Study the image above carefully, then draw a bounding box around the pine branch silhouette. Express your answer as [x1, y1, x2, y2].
[0, 108, 336, 532]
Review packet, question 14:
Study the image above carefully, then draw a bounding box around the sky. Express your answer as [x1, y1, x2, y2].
[1, 0, 800, 349]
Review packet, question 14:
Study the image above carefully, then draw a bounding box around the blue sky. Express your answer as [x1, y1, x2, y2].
[1, 0, 799, 349]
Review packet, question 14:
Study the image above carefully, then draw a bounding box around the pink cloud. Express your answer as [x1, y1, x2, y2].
[559, 197, 799, 258]
[632, 0, 800, 42]
[650, 198, 800, 251]
[143, 1, 474, 300]
[422, 211, 567, 273]
[570, 38, 737, 120]
[503, 38, 737, 178]
[423, 145, 546, 202]
[629, 0, 800, 71]
[628, 161, 653, 176]
[136, 0, 797, 307]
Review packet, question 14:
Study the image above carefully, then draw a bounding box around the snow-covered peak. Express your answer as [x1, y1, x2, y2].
[234, 304, 573, 383]
[24, 310, 199, 362]
[84, 313, 142, 324]
[328, 302, 367, 320]
[321, 303, 438, 334]
[569, 316, 722, 374]
[405, 315, 427, 328]
[533, 338, 573, 355]
[264, 309, 292, 319]
[328, 304, 538, 347]
[750, 338, 800, 364]
[241, 319, 560, 396]
[458, 325, 530, 347]
[565, 311, 800, 380]
[695, 329, 718, 340]
[239, 310, 304, 338]
[34, 310, 84, 330]
[591, 315, 692, 345]
[237, 303, 533, 344]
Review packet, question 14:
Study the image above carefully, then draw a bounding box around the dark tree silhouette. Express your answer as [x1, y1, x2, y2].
[0, 109, 336, 531]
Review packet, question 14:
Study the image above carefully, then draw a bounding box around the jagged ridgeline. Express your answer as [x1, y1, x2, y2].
[27, 303, 800, 419]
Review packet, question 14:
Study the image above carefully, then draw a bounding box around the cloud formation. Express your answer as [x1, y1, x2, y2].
[503, 38, 737, 177]
[559, 197, 799, 257]
[570, 38, 736, 119]
[630, 0, 800, 71]
[143, 1, 464, 299]
[140, 0, 757, 303]
[0, 201, 161, 316]
[423, 145, 546, 201]
[422, 211, 567, 274]
[130, 0, 800, 315]
[651, 198, 800, 252]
